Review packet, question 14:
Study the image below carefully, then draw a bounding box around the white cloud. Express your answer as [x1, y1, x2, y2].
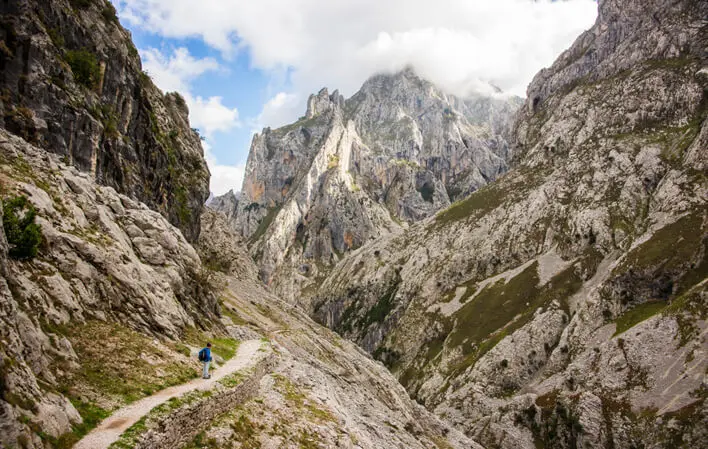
[255, 92, 302, 130]
[141, 47, 220, 92]
[203, 141, 245, 196]
[141, 47, 241, 136]
[119, 0, 598, 112]
[189, 96, 240, 137]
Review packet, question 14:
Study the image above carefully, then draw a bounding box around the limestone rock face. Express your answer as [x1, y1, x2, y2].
[228, 68, 521, 302]
[310, 0, 708, 447]
[0, 0, 209, 241]
[0, 129, 218, 448]
[207, 189, 240, 226]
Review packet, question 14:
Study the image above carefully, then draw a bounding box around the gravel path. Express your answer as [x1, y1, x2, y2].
[74, 339, 263, 449]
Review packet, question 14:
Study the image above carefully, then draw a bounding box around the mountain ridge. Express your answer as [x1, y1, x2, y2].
[212, 67, 522, 303]
[307, 0, 708, 446]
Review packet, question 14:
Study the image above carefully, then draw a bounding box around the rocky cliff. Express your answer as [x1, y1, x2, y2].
[0, 129, 220, 448]
[223, 68, 521, 302]
[0, 0, 209, 241]
[311, 0, 708, 447]
[206, 189, 239, 227]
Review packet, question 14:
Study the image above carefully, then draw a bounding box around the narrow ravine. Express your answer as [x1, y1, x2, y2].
[74, 339, 264, 449]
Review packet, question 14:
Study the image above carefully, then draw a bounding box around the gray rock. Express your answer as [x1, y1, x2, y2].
[0, 0, 209, 242]
[0, 129, 219, 448]
[308, 0, 708, 447]
[233, 68, 522, 303]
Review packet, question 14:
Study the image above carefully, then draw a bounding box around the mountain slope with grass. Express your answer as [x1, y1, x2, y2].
[310, 0, 708, 447]
[0, 127, 229, 448]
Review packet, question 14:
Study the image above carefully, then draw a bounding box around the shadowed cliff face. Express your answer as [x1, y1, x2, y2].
[309, 0, 708, 447]
[0, 0, 209, 242]
[212, 68, 521, 302]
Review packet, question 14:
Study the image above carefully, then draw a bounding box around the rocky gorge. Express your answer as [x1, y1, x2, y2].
[0, 0, 706, 448]
[0, 1, 485, 448]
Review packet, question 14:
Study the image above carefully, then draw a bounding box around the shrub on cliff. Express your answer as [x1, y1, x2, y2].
[65, 49, 100, 88]
[102, 3, 119, 24]
[3, 195, 41, 260]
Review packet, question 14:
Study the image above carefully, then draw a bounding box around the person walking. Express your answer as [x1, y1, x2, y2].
[198, 342, 213, 379]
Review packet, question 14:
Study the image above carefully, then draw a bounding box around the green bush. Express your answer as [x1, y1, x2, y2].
[65, 49, 100, 88]
[2, 195, 42, 260]
[101, 3, 119, 24]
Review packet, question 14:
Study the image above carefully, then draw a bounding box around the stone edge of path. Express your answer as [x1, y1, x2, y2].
[120, 353, 276, 449]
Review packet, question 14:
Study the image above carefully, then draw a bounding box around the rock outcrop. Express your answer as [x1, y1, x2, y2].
[0, 0, 209, 241]
[0, 129, 219, 448]
[223, 68, 521, 302]
[310, 0, 708, 447]
[206, 189, 239, 227]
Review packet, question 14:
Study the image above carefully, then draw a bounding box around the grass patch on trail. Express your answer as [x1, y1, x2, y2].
[210, 337, 240, 360]
[613, 301, 667, 336]
[53, 321, 198, 405]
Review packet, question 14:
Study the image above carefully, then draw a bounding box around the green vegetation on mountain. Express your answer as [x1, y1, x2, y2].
[2, 195, 42, 260]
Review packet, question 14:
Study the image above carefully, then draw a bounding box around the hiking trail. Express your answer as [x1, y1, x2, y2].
[74, 339, 264, 449]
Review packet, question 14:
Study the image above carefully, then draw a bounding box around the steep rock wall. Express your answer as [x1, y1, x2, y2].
[223, 70, 521, 303]
[0, 0, 209, 241]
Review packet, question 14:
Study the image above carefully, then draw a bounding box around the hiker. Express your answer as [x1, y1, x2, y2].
[198, 342, 213, 379]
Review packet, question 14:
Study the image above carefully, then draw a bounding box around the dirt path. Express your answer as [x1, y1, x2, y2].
[74, 339, 263, 449]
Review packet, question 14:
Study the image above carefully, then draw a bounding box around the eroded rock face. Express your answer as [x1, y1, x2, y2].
[0, 0, 209, 241]
[0, 130, 218, 448]
[207, 190, 240, 227]
[310, 0, 708, 447]
[223, 68, 521, 302]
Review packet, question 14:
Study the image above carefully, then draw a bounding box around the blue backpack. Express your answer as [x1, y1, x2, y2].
[198, 348, 207, 362]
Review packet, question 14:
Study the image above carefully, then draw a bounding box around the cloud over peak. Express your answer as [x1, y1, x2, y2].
[120, 0, 597, 101]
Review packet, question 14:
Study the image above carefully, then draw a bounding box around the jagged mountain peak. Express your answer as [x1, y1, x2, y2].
[305, 87, 345, 119]
[229, 66, 522, 302]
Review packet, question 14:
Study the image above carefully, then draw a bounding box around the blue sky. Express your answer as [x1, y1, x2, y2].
[115, 0, 597, 195]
